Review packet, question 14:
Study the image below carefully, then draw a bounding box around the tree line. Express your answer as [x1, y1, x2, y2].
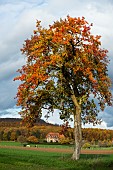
[0, 124, 113, 146]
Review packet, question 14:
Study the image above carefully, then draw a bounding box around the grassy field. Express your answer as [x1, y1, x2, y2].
[0, 141, 74, 149]
[0, 146, 113, 170]
[0, 141, 22, 146]
[1, 141, 113, 150]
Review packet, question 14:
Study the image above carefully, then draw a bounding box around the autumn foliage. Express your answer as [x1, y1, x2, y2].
[14, 16, 112, 125]
[1, 124, 113, 146]
[27, 135, 38, 143]
[14, 16, 112, 160]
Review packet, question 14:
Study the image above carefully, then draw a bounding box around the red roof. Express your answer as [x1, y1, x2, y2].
[46, 132, 60, 138]
[46, 132, 64, 138]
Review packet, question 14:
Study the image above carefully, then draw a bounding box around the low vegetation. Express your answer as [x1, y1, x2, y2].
[0, 147, 113, 170]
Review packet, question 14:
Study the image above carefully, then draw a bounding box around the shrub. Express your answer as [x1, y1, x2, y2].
[82, 142, 91, 149]
[27, 136, 38, 143]
[98, 140, 113, 147]
[59, 136, 70, 144]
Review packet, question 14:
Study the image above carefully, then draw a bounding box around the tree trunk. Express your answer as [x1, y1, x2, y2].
[71, 95, 82, 160]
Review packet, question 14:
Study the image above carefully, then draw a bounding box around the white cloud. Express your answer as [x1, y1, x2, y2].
[82, 121, 108, 129]
[0, 0, 113, 128]
[0, 107, 21, 118]
[42, 109, 64, 126]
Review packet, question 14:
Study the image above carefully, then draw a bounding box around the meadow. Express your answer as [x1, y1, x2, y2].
[0, 142, 113, 170]
[1, 141, 113, 150]
[0, 141, 73, 148]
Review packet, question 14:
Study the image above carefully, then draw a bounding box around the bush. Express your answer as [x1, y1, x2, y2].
[59, 136, 70, 144]
[82, 142, 91, 149]
[27, 136, 38, 144]
[98, 140, 113, 147]
[107, 140, 113, 147]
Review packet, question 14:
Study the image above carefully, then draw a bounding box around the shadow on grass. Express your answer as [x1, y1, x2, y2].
[60, 154, 113, 170]
[80, 153, 110, 159]
[1, 148, 113, 170]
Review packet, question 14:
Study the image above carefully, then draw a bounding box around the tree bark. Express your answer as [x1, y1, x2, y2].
[71, 95, 82, 160]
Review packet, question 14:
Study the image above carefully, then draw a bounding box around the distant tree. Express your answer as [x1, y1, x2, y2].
[19, 127, 29, 137]
[59, 135, 69, 144]
[3, 132, 8, 141]
[7, 131, 11, 141]
[0, 131, 4, 141]
[14, 16, 112, 160]
[31, 129, 41, 139]
[16, 129, 21, 139]
[2, 129, 11, 141]
[10, 131, 17, 141]
[17, 135, 27, 144]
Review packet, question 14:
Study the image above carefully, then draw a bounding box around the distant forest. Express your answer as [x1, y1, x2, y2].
[0, 118, 113, 147]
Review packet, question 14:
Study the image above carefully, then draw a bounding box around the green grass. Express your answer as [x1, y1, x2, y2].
[0, 147, 113, 170]
[1, 141, 113, 150]
[33, 143, 73, 149]
[0, 141, 73, 149]
[0, 141, 22, 146]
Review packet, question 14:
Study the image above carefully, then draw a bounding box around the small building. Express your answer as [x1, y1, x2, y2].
[46, 132, 64, 143]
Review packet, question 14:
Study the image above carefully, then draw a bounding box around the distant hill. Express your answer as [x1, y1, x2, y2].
[0, 118, 59, 127]
[0, 118, 22, 123]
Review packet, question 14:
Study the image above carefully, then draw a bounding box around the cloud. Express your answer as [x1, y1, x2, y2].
[0, 0, 113, 128]
[0, 107, 21, 118]
[98, 107, 113, 127]
[82, 121, 108, 129]
[42, 109, 64, 126]
[0, 79, 18, 110]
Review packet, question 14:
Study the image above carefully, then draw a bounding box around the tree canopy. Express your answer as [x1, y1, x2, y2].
[14, 16, 112, 126]
[14, 16, 113, 160]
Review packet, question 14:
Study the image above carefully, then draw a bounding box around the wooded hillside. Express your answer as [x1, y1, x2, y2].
[0, 118, 113, 145]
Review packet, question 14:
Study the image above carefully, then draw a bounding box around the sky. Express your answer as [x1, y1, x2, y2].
[0, 0, 113, 129]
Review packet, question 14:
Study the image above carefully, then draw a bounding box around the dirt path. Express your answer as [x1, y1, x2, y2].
[1, 145, 113, 154]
